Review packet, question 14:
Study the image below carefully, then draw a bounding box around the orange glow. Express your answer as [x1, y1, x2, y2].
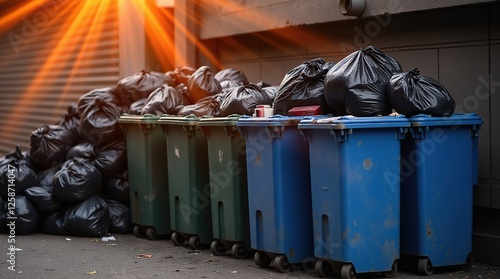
[0, 0, 51, 35]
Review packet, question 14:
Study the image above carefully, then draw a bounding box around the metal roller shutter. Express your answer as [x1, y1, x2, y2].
[0, 0, 119, 155]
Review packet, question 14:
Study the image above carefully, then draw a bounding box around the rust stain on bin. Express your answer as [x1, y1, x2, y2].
[426, 223, 432, 237]
[363, 158, 373, 170]
[289, 248, 295, 257]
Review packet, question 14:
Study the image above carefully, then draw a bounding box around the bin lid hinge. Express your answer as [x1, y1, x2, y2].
[410, 126, 427, 139]
[471, 125, 481, 137]
[397, 127, 408, 140]
[140, 123, 155, 135]
[183, 125, 198, 137]
[224, 126, 240, 137]
[266, 126, 284, 139]
[330, 129, 349, 142]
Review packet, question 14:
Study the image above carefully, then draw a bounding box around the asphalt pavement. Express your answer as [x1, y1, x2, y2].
[0, 233, 499, 279]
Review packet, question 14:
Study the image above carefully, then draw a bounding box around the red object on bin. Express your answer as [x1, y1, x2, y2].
[287, 105, 322, 116]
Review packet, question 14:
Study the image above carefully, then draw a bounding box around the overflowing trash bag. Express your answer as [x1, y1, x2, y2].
[58, 103, 81, 144]
[128, 98, 148, 115]
[37, 163, 63, 187]
[52, 158, 102, 203]
[0, 195, 6, 233]
[115, 70, 169, 106]
[169, 66, 196, 87]
[187, 66, 222, 103]
[175, 83, 193, 106]
[102, 170, 130, 205]
[0, 145, 38, 197]
[141, 84, 185, 115]
[78, 87, 118, 116]
[64, 194, 109, 237]
[6, 195, 39, 235]
[105, 199, 132, 234]
[177, 94, 222, 117]
[273, 58, 334, 115]
[220, 83, 274, 116]
[93, 140, 127, 179]
[66, 141, 94, 161]
[215, 68, 248, 85]
[30, 124, 75, 170]
[80, 97, 123, 147]
[324, 45, 402, 116]
[25, 186, 68, 213]
[39, 210, 69, 235]
[387, 68, 456, 117]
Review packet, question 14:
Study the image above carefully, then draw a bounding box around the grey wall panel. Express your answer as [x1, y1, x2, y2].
[260, 60, 285, 86]
[490, 44, 500, 183]
[439, 46, 490, 180]
[490, 2, 500, 40]
[386, 49, 439, 79]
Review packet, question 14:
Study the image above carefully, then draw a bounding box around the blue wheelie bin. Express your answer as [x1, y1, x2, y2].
[237, 115, 315, 273]
[298, 115, 409, 279]
[158, 115, 213, 250]
[400, 113, 483, 275]
[118, 114, 171, 240]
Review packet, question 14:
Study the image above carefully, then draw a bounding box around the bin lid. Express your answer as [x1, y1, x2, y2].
[198, 115, 242, 127]
[118, 113, 160, 124]
[236, 115, 305, 128]
[158, 114, 200, 126]
[298, 115, 410, 130]
[408, 113, 483, 127]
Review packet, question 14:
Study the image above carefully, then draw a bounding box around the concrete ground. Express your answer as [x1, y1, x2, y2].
[0, 233, 499, 279]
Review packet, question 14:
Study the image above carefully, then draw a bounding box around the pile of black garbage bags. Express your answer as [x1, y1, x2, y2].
[0, 45, 456, 238]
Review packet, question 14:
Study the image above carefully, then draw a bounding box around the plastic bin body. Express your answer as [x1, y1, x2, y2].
[118, 115, 170, 236]
[237, 116, 314, 264]
[400, 113, 482, 268]
[199, 116, 250, 252]
[299, 115, 409, 274]
[158, 115, 212, 245]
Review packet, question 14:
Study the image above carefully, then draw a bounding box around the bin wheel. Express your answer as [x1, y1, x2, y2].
[274, 255, 292, 273]
[171, 231, 184, 246]
[133, 225, 145, 238]
[382, 260, 398, 278]
[145, 227, 159, 240]
[231, 242, 248, 259]
[461, 254, 474, 272]
[315, 259, 334, 277]
[210, 240, 226, 256]
[188, 235, 203, 250]
[254, 251, 271, 268]
[417, 257, 434, 276]
[341, 264, 357, 279]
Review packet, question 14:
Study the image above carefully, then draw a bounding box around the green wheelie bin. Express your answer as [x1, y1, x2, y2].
[199, 115, 251, 259]
[158, 115, 213, 250]
[118, 114, 171, 240]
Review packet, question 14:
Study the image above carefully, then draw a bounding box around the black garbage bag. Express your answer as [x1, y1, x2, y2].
[256, 81, 274, 88]
[177, 94, 222, 117]
[0, 195, 7, 233]
[80, 97, 123, 147]
[115, 70, 169, 106]
[37, 163, 63, 187]
[324, 45, 402, 116]
[175, 83, 193, 106]
[387, 68, 456, 117]
[52, 158, 102, 203]
[220, 83, 274, 116]
[219, 79, 243, 90]
[66, 141, 95, 162]
[187, 66, 222, 103]
[262, 85, 279, 100]
[273, 58, 334, 115]
[30, 124, 75, 170]
[64, 194, 109, 237]
[25, 186, 68, 213]
[105, 199, 132, 234]
[39, 210, 69, 235]
[215, 68, 248, 85]
[93, 140, 127, 179]
[5, 195, 39, 235]
[129, 98, 148, 115]
[78, 87, 118, 116]
[58, 103, 81, 144]
[0, 146, 38, 197]
[171, 66, 196, 86]
[141, 84, 185, 115]
[102, 170, 130, 205]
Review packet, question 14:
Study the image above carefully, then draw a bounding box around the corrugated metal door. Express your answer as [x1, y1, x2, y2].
[0, 0, 119, 155]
